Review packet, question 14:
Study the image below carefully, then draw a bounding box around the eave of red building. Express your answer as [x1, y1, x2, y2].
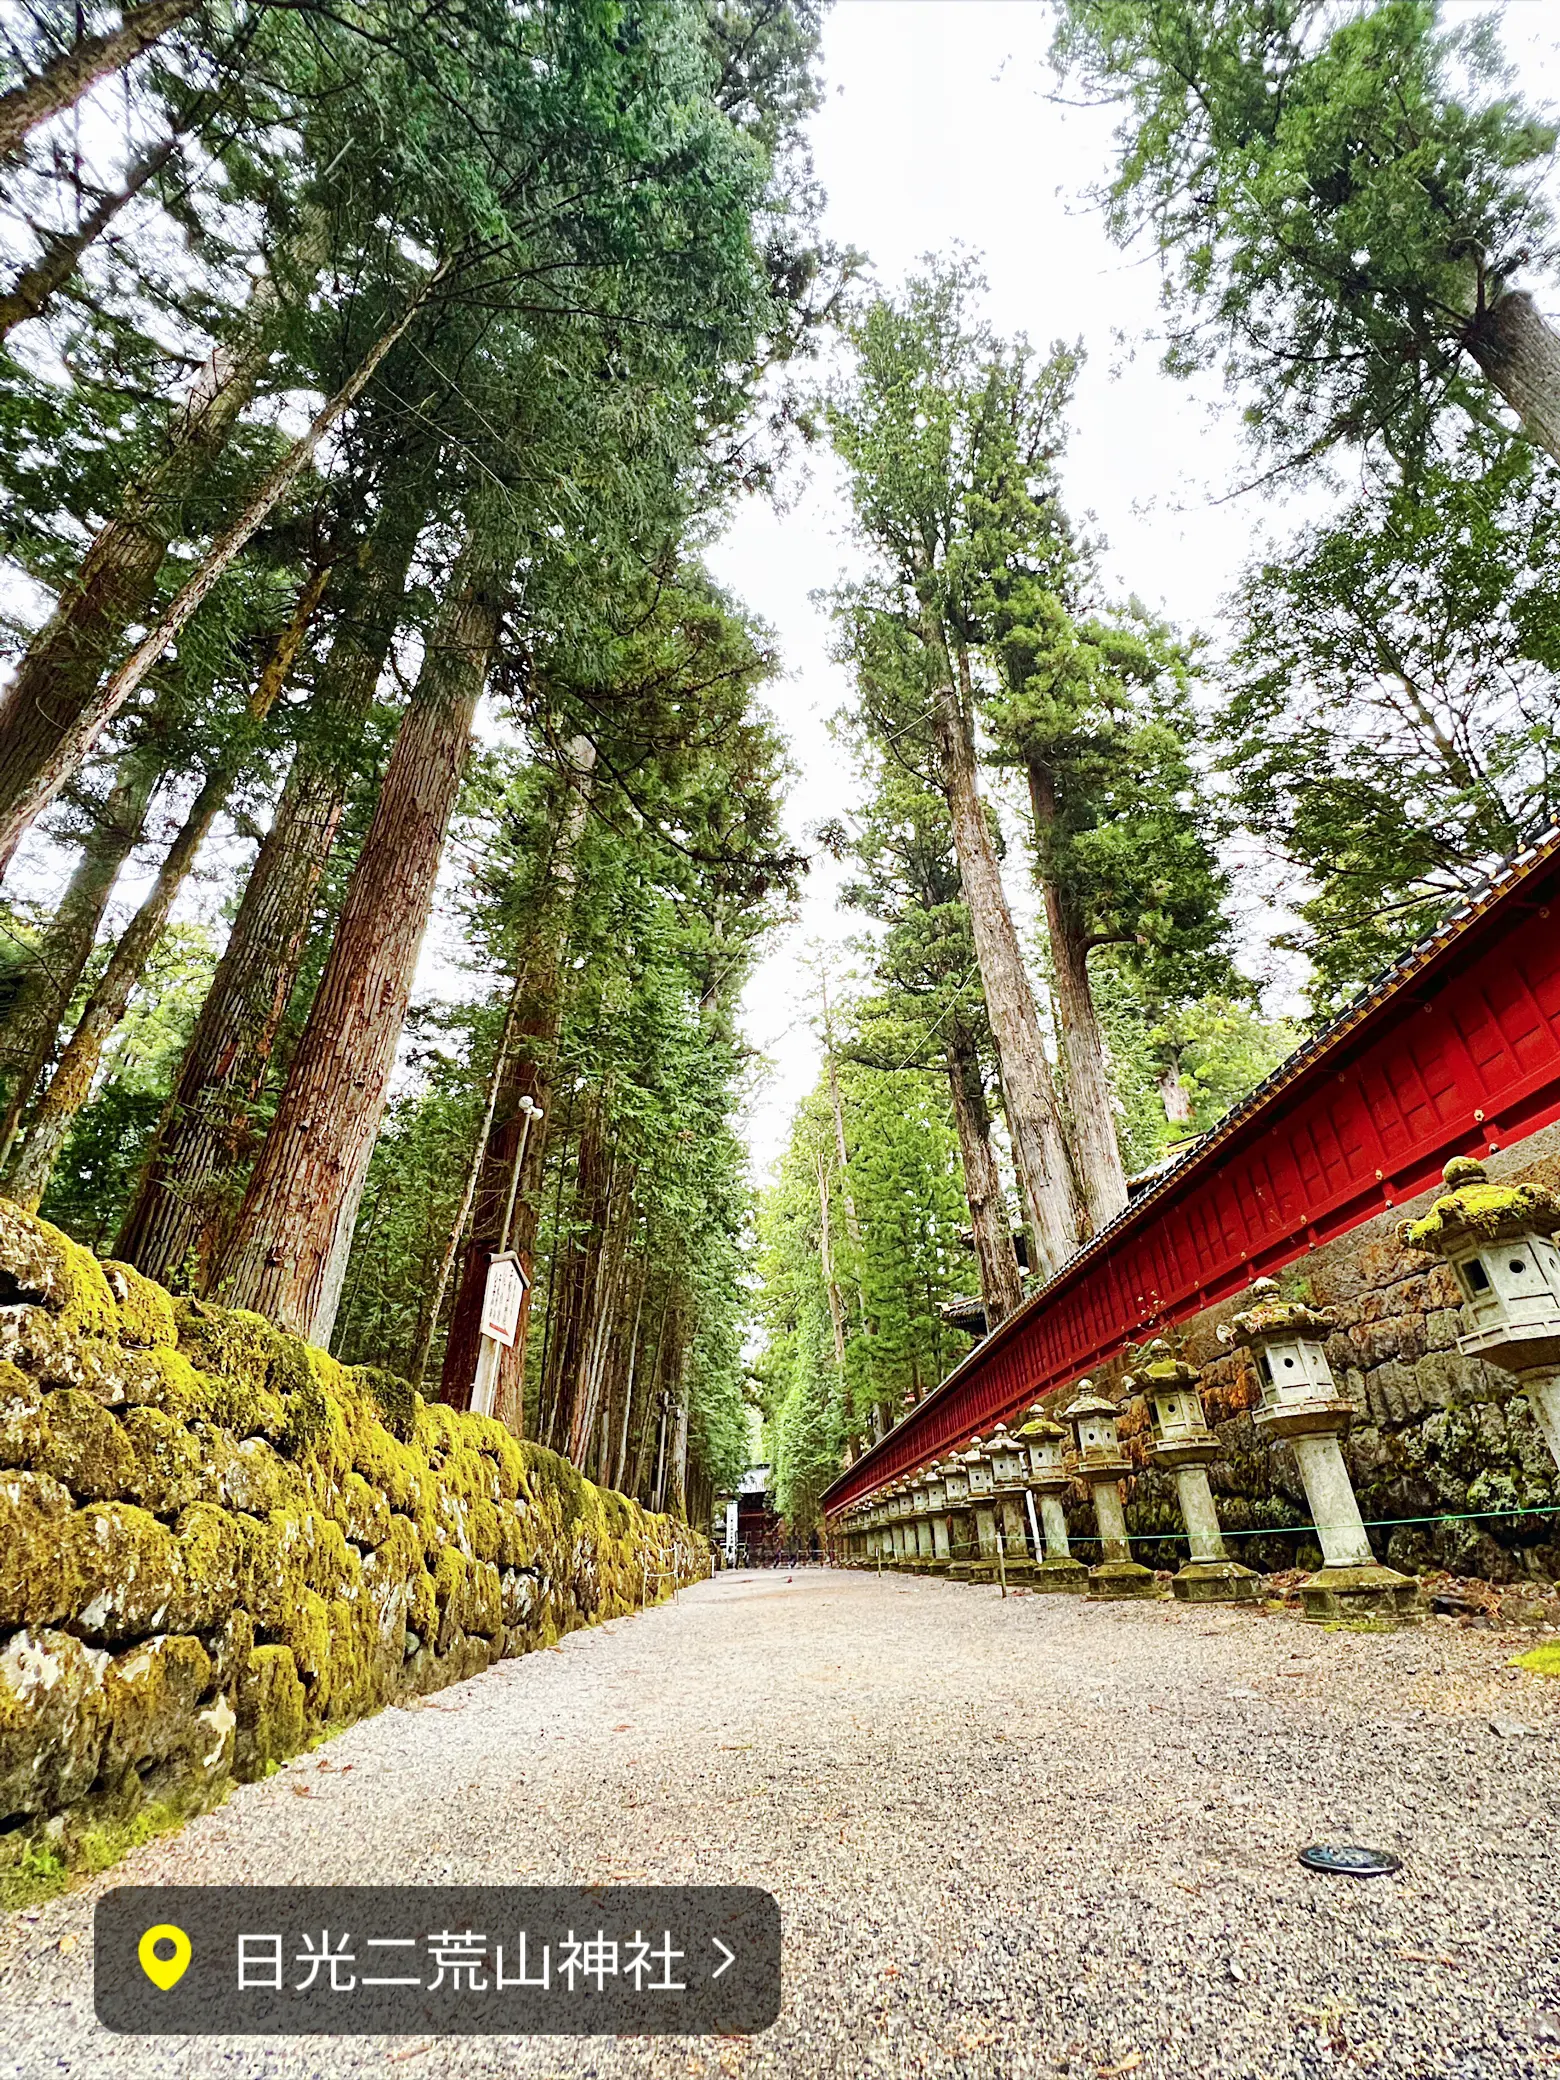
[822, 825, 1560, 1516]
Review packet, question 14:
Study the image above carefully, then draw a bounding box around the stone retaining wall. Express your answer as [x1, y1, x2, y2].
[1059, 1127, 1560, 1583]
[0, 1206, 706, 1904]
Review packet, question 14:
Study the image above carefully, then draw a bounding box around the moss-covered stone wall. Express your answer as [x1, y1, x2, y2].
[0, 1206, 706, 1903]
[1053, 1128, 1560, 1583]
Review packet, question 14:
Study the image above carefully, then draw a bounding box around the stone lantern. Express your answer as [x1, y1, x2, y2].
[906, 1470, 936, 1572]
[986, 1422, 1036, 1583]
[1400, 1157, 1560, 1471]
[922, 1460, 952, 1572]
[941, 1448, 976, 1583]
[961, 1438, 1004, 1584]
[1062, 1381, 1158, 1599]
[888, 1482, 912, 1569]
[1015, 1406, 1088, 1592]
[1226, 1279, 1420, 1624]
[876, 1487, 897, 1567]
[1130, 1339, 1257, 1603]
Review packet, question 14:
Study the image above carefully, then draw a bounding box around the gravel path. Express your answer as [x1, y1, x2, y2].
[5, 1568, 1560, 2079]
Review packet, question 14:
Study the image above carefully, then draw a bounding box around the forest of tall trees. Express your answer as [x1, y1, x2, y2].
[3, 1, 1558, 1540]
[759, 0, 1560, 1525]
[0, 0, 834, 1530]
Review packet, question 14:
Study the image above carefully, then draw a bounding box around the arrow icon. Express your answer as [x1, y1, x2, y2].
[710, 1938, 736, 1980]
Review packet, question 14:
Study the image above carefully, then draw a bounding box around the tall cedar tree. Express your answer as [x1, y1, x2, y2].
[827, 260, 1086, 1275]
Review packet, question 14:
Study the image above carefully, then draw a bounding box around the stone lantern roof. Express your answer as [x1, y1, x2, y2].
[1399, 1156, 1560, 1251]
[1062, 1386, 1119, 1424]
[1133, 1335, 1200, 1392]
[1016, 1409, 1068, 1443]
[1227, 1276, 1335, 1344]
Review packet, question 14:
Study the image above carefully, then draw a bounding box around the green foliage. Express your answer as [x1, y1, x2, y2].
[756, 1061, 971, 1528]
[1056, 0, 1559, 467]
[988, 586, 1236, 1005]
[40, 924, 218, 1249]
[1221, 427, 1560, 1010]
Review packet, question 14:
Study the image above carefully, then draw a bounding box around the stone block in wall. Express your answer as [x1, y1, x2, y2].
[1425, 1309, 1464, 1352]
[100, 1634, 214, 1785]
[0, 1628, 110, 1818]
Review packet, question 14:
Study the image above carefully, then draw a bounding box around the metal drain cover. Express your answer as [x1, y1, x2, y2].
[1297, 1843, 1402, 1877]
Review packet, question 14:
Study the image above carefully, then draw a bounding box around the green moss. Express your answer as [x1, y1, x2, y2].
[0, 1207, 119, 1338]
[99, 1263, 177, 1349]
[1510, 1642, 1560, 1677]
[1402, 1171, 1560, 1251]
[0, 1201, 705, 1899]
[354, 1365, 420, 1442]
[0, 1361, 42, 1468]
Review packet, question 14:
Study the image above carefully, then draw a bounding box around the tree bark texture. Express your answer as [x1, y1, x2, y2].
[0, 0, 197, 159]
[0, 133, 179, 341]
[212, 516, 505, 1342]
[538, 1097, 610, 1455]
[0, 753, 157, 1170]
[442, 737, 598, 1424]
[1464, 287, 1560, 469]
[115, 511, 420, 1286]
[1026, 761, 1128, 1231]
[944, 1014, 1024, 1329]
[931, 682, 1082, 1277]
[5, 565, 328, 1212]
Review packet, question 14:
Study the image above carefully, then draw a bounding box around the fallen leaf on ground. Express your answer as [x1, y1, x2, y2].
[290, 1784, 312, 1798]
[1098, 2057, 1143, 2078]
[57, 1933, 78, 1954]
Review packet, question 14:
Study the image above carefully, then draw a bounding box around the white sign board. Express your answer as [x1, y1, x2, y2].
[480, 1253, 528, 1347]
[724, 1499, 738, 1562]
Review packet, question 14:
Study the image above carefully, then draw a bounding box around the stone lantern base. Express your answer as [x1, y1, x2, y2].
[1086, 1558, 1161, 1600]
[1299, 1561, 1423, 1625]
[1029, 1555, 1089, 1594]
[1171, 1557, 1261, 1603]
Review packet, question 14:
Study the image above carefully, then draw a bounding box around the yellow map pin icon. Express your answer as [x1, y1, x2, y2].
[138, 1924, 192, 1991]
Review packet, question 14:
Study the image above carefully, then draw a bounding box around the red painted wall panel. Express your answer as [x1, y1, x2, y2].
[823, 836, 1560, 1515]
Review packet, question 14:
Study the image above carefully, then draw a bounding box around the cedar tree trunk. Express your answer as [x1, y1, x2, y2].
[115, 508, 421, 1285]
[930, 675, 1082, 1276]
[0, 0, 197, 159]
[1463, 287, 1560, 468]
[213, 514, 506, 1342]
[945, 1013, 1023, 1329]
[0, 133, 179, 340]
[5, 566, 328, 1211]
[1027, 760, 1128, 1229]
[0, 753, 157, 1169]
[442, 736, 597, 1424]
[0, 246, 432, 869]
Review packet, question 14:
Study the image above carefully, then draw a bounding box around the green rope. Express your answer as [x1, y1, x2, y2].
[864, 1503, 1560, 1557]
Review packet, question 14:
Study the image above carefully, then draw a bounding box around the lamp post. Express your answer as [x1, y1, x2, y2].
[1063, 1381, 1159, 1600]
[1015, 1407, 1088, 1592]
[1400, 1156, 1560, 1470]
[1130, 1338, 1258, 1603]
[1225, 1279, 1420, 1624]
[498, 1094, 542, 1255]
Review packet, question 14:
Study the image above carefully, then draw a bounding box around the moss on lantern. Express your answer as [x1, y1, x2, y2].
[1400, 1157, 1560, 1253]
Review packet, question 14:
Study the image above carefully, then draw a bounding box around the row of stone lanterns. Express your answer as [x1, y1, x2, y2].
[828, 1144, 1560, 1629]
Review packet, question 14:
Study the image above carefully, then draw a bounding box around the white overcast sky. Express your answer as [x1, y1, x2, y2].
[713, 0, 1560, 1180]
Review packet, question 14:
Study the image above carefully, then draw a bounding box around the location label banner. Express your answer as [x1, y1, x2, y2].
[96, 1885, 781, 2036]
